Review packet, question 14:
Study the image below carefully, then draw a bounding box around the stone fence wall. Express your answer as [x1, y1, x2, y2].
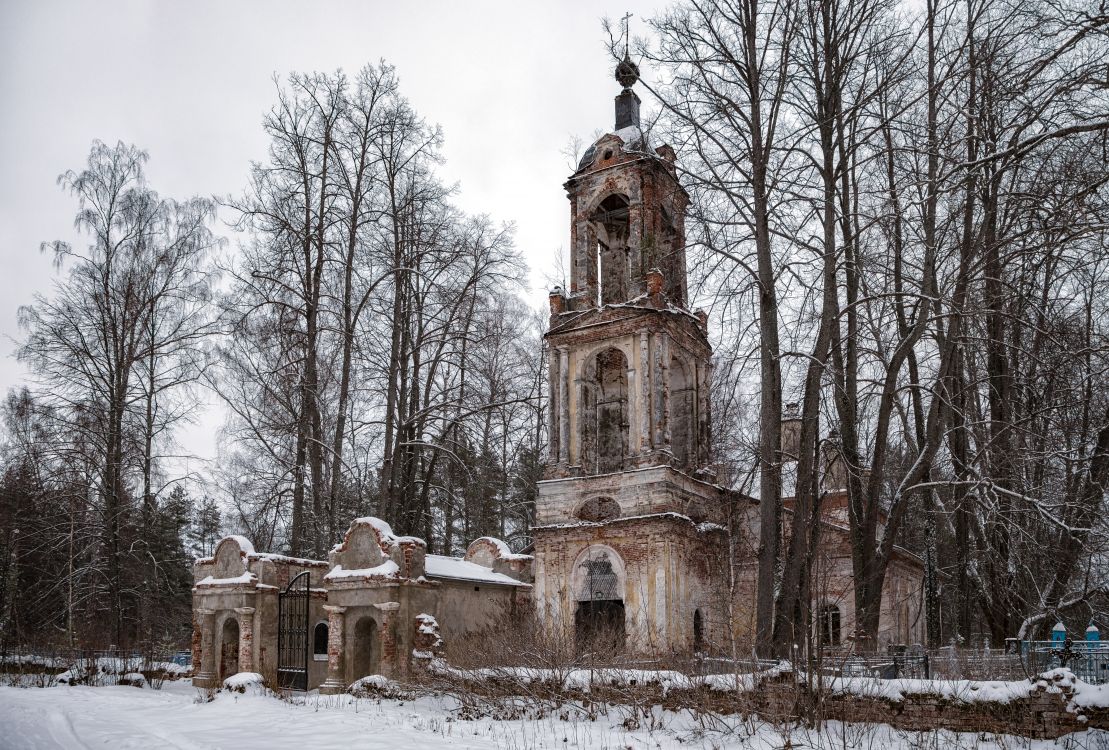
[425, 663, 1109, 740]
[743, 670, 1098, 739]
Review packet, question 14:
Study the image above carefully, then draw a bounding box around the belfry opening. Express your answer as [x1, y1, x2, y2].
[591, 194, 631, 305]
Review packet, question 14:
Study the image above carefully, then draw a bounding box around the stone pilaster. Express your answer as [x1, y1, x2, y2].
[190, 608, 202, 676]
[661, 333, 671, 449]
[374, 601, 401, 676]
[193, 608, 218, 688]
[234, 607, 255, 673]
[319, 605, 348, 694]
[558, 346, 570, 465]
[548, 346, 560, 459]
[652, 331, 669, 450]
[638, 330, 650, 452]
[698, 361, 712, 467]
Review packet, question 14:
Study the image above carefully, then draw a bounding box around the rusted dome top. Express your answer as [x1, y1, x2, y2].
[615, 54, 640, 89]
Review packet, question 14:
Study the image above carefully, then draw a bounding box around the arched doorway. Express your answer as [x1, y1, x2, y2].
[351, 617, 380, 679]
[219, 617, 239, 681]
[580, 348, 629, 474]
[572, 546, 626, 654]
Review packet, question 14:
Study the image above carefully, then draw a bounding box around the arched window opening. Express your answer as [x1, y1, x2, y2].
[591, 195, 630, 305]
[693, 609, 704, 654]
[819, 604, 842, 647]
[575, 496, 621, 522]
[670, 358, 693, 467]
[313, 622, 329, 660]
[580, 348, 629, 474]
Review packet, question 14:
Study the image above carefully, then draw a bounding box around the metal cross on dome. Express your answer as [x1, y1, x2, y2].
[621, 12, 634, 56]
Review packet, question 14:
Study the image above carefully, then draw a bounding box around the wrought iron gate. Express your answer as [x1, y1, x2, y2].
[277, 570, 310, 691]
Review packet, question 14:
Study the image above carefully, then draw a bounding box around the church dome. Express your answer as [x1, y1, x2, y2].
[575, 126, 649, 171]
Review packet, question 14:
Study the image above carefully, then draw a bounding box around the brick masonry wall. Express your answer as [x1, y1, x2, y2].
[716, 671, 1104, 740]
[436, 667, 1105, 740]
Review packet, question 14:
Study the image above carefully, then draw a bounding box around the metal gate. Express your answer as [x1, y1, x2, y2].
[277, 570, 310, 691]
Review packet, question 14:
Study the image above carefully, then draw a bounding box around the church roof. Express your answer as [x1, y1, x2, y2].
[576, 126, 650, 172]
[424, 554, 530, 587]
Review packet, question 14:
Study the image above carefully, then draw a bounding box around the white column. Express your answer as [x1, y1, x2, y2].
[639, 330, 651, 453]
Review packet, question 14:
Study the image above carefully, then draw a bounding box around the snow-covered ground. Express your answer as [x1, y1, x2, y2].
[0, 679, 1104, 749]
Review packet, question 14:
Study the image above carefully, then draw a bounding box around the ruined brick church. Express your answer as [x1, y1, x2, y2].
[191, 60, 924, 692]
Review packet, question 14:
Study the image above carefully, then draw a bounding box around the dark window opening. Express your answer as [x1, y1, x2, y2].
[820, 605, 842, 647]
[602, 149, 614, 160]
[580, 348, 629, 474]
[313, 622, 329, 657]
[693, 609, 704, 653]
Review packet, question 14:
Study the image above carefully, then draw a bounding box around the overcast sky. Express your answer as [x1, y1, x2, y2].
[0, 0, 665, 474]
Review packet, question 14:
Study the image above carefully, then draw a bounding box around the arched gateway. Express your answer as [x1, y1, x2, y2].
[191, 521, 532, 692]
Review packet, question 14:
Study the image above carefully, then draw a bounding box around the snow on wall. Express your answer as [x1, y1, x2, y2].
[324, 560, 400, 581]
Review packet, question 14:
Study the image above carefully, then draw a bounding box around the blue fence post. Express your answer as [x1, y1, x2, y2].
[1084, 623, 1101, 682]
[1052, 622, 1067, 671]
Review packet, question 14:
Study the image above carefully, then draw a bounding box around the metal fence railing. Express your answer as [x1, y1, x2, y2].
[0, 645, 191, 688]
[1019, 640, 1109, 684]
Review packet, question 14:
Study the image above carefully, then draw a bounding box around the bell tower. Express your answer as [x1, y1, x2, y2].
[532, 57, 730, 656]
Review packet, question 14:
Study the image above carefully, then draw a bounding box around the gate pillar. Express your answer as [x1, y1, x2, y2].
[235, 607, 256, 673]
[319, 605, 348, 694]
[194, 608, 218, 688]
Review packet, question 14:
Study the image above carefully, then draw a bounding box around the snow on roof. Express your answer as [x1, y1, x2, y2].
[331, 516, 426, 555]
[196, 571, 257, 587]
[226, 535, 255, 555]
[531, 511, 713, 532]
[470, 536, 531, 562]
[356, 516, 396, 542]
[324, 560, 399, 582]
[424, 555, 528, 587]
[250, 552, 328, 567]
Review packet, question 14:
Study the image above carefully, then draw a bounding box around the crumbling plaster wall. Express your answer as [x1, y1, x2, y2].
[532, 516, 728, 655]
[547, 310, 712, 479]
[535, 467, 726, 527]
